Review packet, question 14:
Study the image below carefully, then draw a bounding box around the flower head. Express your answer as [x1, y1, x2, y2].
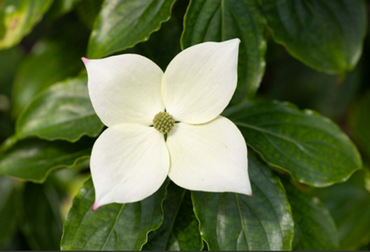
[83, 39, 252, 209]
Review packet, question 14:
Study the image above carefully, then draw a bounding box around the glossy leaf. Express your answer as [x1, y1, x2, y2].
[0, 0, 54, 49]
[349, 91, 370, 160]
[61, 178, 168, 250]
[11, 39, 83, 118]
[181, 0, 266, 101]
[144, 183, 203, 251]
[285, 183, 339, 250]
[260, 0, 366, 74]
[0, 138, 93, 183]
[0, 177, 18, 250]
[317, 169, 370, 250]
[16, 75, 103, 142]
[87, 0, 177, 58]
[225, 100, 362, 187]
[17, 182, 63, 250]
[192, 154, 294, 250]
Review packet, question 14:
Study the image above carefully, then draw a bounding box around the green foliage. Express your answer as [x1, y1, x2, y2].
[0, 138, 92, 183]
[17, 183, 63, 250]
[192, 154, 294, 250]
[16, 75, 103, 142]
[0, 177, 18, 249]
[225, 100, 362, 187]
[0, 0, 54, 49]
[261, 0, 366, 74]
[144, 183, 203, 251]
[285, 182, 339, 250]
[11, 39, 83, 117]
[87, 0, 177, 58]
[181, 0, 266, 101]
[316, 169, 370, 250]
[61, 178, 168, 250]
[349, 91, 370, 160]
[0, 0, 369, 250]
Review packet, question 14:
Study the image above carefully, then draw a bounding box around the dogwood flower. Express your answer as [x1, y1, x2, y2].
[82, 38, 252, 209]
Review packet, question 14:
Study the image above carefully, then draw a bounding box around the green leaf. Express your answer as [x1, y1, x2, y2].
[0, 46, 24, 97]
[17, 182, 63, 250]
[0, 0, 54, 49]
[87, 0, 177, 58]
[225, 100, 362, 187]
[349, 91, 370, 160]
[285, 182, 339, 250]
[47, 0, 81, 19]
[181, 0, 266, 101]
[16, 75, 103, 142]
[144, 183, 203, 251]
[260, 0, 366, 74]
[316, 169, 370, 250]
[75, 0, 103, 30]
[0, 138, 92, 183]
[61, 178, 168, 251]
[0, 177, 18, 249]
[267, 47, 362, 121]
[11, 39, 83, 118]
[191, 153, 294, 250]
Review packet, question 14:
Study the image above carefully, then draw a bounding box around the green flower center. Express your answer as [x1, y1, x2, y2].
[153, 111, 175, 134]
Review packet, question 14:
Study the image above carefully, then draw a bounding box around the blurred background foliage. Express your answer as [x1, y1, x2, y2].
[0, 0, 370, 250]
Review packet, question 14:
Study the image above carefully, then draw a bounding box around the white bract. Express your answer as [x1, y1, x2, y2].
[83, 39, 252, 209]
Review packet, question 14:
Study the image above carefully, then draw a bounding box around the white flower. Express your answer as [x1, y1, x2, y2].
[82, 39, 252, 209]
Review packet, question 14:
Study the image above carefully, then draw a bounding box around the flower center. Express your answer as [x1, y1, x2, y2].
[153, 111, 175, 134]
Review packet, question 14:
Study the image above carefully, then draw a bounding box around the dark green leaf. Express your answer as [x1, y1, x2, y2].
[0, 0, 54, 49]
[128, 13, 182, 71]
[0, 177, 18, 249]
[0, 46, 24, 97]
[192, 153, 294, 250]
[268, 46, 362, 121]
[75, 0, 103, 30]
[316, 169, 370, 250]
[144, 183, 203, 251]
[16, 75, 103, 142]
[260, 0, 366, 74]
[349, 91, 370, 160]
[17, 182, 63, 250]
[181, 0, 266, 101]
[285, 182, 339, 250]
[225, 100, 362, 187]
[47, 0, 81, 19]
[0, 138, 93, 183]
[61, 178, 168, 250]
[11, 39, 83, 118]
[87, 0, 177, 58]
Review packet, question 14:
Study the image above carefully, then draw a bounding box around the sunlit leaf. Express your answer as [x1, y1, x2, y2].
[0, 0, 54, 49]
[87, 0, 177, 58]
